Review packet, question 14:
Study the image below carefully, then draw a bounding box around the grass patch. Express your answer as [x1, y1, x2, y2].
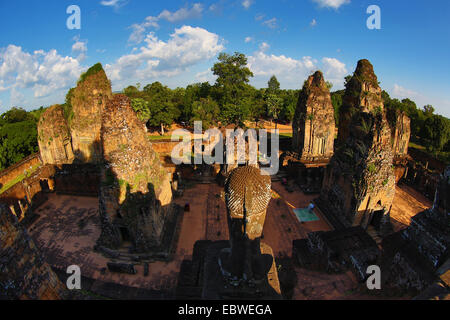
[147, 135, 175, 141]
[409, 142, 450, 164]
[367, 163, 376, 173]
[279, 132, 293, 139]
[409, 142, 425, 151]
[0, 163, 41, 195]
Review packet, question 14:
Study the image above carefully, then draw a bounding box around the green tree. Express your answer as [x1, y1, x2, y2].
[143, 82, 180, 134]
[265, 93, 283, 129]
[331, 90, 344, 126]
[190, 97, 220, 129]
[212, 52, 254, 125]
[423, 104, 435, 117]
[0, 107, 31, 125]
[267, 75, 280, 94]
[422, 115, 450, 152]
[212, 52, 253, 104]
[131, 98, 151, 123]
[279, 90, 298, 123]
[181, 83, 211, 123]
[0, 120, 39, 169]
[344, 75, 352, 87]
[123, 85, 141, 99]
[220, 98, 252, 127]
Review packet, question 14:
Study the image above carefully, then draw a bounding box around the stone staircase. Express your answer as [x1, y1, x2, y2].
[366, 225, 382, 245]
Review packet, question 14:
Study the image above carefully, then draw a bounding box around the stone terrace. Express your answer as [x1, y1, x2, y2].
[27, 179, 430, 299]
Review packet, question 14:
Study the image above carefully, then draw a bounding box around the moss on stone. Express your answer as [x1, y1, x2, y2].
[78, 63, 104, 84]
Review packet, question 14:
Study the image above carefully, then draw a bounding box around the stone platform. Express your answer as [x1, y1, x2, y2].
[202, 241, 281, 299]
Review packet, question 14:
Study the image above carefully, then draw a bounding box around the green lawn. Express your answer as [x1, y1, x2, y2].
[147, 134, 189, 141]
[409, 142, 450, 164]
[279, 132, 293, 139]
[147, 135, 173, 141]
[0, 163, 41, 195]
[409, 142, 425, 151]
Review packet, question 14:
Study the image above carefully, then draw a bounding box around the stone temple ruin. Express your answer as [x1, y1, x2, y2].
[38, 105, 74, 165]
[284, 71, 335, 193]
[37, 63, 112, 165]
[1, 57, 448, 300]
[36, 64, 180, 259]
[388, 110, 411, 160]
[0, 204, 66, 299]
[293, 226, 380, 282]
[96, 94, 177, 255]
[316, 59, 396, 236]
[178, 166, 281, 299]
[387, 108, 412, 183]
[69, 64, 112, 163]
[219, 166, 274, 283]
[381, 166, 449, 296]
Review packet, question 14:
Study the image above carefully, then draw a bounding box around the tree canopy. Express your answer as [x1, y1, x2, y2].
[0, 107, 44, 170]
[1, 52, 449, 170]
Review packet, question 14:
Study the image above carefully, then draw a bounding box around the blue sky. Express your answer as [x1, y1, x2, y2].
[0, 0, 449, 117]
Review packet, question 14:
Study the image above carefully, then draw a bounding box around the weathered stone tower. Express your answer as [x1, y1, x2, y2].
[0, 204, 66, 299]
[317, 59, 396, 235]
[97, 94, 174, 253]
[36, 64, 178, 256]
[37, 105, 74, 165]
[284, 70, 335, 193]
[386, 109, 411, 183]
[37, 63, 111, 165]
[292, 71, 335, 160]
[389, 110, 411, 159]
[69, 63, 112, 163]
[337, 59, 384, 145]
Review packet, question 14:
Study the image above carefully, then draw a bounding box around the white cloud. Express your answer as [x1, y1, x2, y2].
[209, 4, 218, 11]
[129, 3, 204, 44]
[392, 84, 419, 98]
[312, 0, 350, 9]
[196, 69, 217, 83]
[100, 0, 128, 9]
[242, 0, 253, 9]
[0, 79, 8, 92]
[71, 37, 88, 62]
[259, 42, 270, 52]
[247, 46, 348, 89]
[310, 19, 317, 27]
[247, 48, 317, 88]
[262, 18, 277, 29]
[107, 26, 224, 88]
[10, 87, 25, 106]
[159, 4, 203, 23]
[322, 57, 347, 87]
[255, 14, 265, 21]
[391, 84, 450, 117]
[0, 45, 84, 100]
[245, 36, 253, 43]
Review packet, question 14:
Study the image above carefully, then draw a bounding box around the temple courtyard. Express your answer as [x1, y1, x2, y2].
[27, 180, 431, 299]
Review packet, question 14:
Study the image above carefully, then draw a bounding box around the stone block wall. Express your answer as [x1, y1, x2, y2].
[0, 153, 41, 188]
[0, 204, 66, 299]
[0, 165, 56, 220]
[53, 164, 101, 197]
